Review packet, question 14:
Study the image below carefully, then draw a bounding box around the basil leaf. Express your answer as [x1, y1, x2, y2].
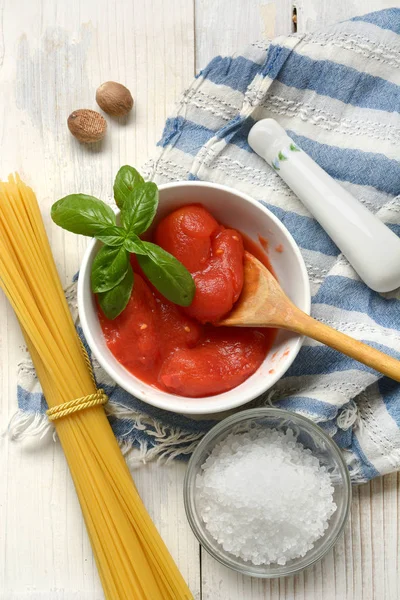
[124, 233, 148, 255]
[95, 226, 126, 247]
[91, 245, 129, 293]
[113, 166, 144, 209]
[121, 182, 158, 236]
[97, 266, 134, 320]
[51, 194, 116, 236]
[137, 242, 195, 306]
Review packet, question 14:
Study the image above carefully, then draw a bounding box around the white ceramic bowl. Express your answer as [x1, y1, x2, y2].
[78, 181, 310, 415]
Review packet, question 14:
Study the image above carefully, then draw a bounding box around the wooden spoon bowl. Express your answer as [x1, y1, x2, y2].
[220, 252, 400, 382]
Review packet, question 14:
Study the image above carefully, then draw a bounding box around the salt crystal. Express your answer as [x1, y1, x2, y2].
[196, 427, 337, 566]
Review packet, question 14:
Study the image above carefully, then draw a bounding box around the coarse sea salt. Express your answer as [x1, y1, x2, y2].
[196, 427, 337, 566]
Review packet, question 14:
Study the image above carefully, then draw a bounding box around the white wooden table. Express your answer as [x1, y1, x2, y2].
[0, 1, 399, 598]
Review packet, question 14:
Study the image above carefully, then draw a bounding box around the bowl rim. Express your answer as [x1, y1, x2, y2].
[78, 180, 311, 414]
[183, 407, 352, 578]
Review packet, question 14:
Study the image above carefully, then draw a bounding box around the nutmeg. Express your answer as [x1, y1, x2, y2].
[96, 81, 134, 117]
[67, 109, 107, 143]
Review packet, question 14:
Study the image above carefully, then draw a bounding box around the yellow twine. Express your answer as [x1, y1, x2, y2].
[47, 341, 107, 422]
[47, 389, 108, 421]
[79, 339, 97, 385]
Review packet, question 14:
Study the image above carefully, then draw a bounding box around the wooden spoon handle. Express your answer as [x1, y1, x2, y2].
[288, 310, 400, 382]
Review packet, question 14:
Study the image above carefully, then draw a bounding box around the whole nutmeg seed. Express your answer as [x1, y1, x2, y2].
[96, 81, 134, 117]
[67, 109, 107, 143]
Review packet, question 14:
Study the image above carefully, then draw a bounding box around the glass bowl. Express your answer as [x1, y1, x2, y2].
[183, 407, 351, 578]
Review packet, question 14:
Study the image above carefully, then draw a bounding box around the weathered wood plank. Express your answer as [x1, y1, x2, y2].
[0, 1, 198, 598]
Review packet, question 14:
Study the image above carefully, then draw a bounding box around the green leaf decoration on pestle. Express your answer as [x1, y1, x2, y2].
[272, 158, 280, 171]
[278, 151, 288, 161]
[290, 143, 301, 152]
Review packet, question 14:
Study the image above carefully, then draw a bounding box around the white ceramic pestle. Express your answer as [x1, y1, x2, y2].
[248, 118, 400, 293]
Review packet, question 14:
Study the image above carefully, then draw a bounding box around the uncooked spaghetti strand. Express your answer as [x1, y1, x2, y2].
[27, 342, 167, 599]
[70, 407, 192, 597]
[0, 235, 92, 401]
[0, 238, 75, 391]
[64, 432, 165, 599]
[1, 224, 185, 600]
[0, 179, 90, 390]
[0, 176, 194, 600]
[0, 256, 77, 400]
[22, 340, 123, 598]
[0, 274, 69, 398]
[76, 412, 193, 597]
[15, 175, 76, 322]
[58, 413, 167, 598]
[24, 344, 120, 597]
[0, 197, 90, 391]
[18, 184, 88, 373]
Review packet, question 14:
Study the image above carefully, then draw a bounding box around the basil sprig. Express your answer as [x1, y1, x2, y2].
[137, 242, 196, 306]
[113, 165, 144, 209]
[51, 166, 195, 319]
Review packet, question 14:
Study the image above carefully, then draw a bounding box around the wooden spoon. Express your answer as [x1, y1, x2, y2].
[219, 252, 400, 382]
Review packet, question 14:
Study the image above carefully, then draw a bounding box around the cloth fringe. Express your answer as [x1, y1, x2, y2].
[7, 410, 54, 441]
[7, 403, 204, 464]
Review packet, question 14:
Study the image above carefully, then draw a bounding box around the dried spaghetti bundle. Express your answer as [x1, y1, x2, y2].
[0, 175, 193, 600]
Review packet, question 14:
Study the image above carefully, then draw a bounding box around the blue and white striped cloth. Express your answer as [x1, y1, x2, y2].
[13, 9, 400, 482]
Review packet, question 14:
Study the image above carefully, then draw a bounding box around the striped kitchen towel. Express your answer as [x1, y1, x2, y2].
[12, 9, 400, 482]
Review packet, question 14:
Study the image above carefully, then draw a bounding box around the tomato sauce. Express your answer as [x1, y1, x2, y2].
[98, 205, 277, 398]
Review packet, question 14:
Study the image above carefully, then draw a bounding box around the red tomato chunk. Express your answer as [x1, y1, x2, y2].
[98, 205, 276, 397]
[155, 205, 244, 323]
